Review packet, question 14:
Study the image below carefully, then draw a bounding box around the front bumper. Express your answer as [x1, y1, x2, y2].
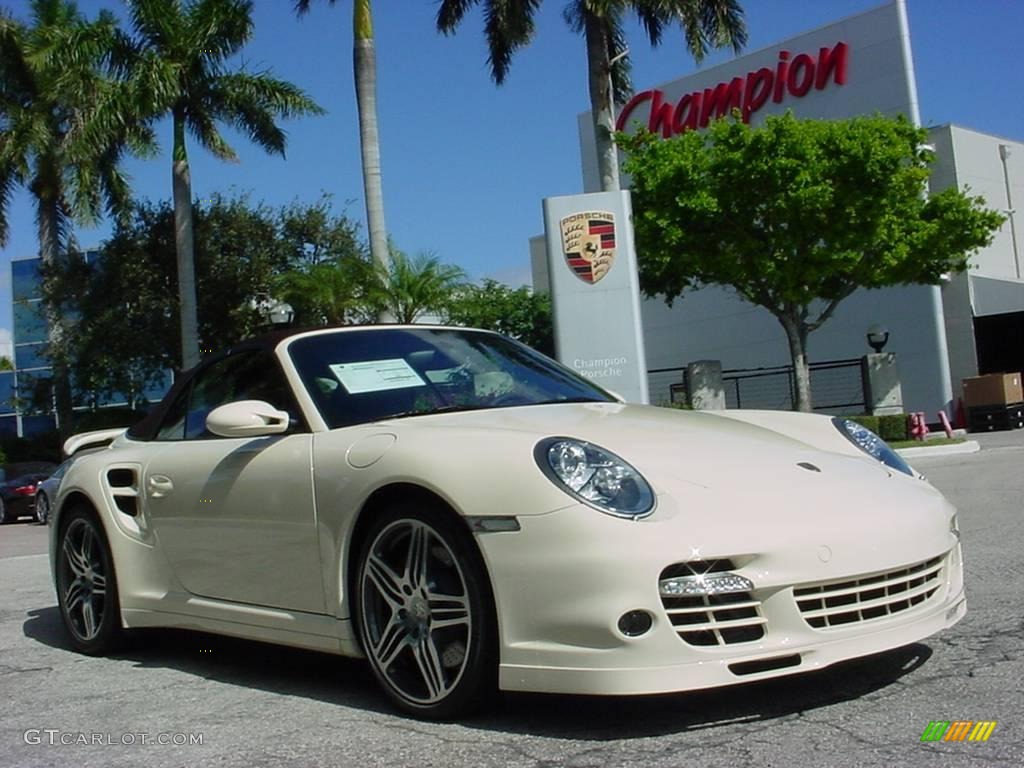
[475, 500, 965, 696]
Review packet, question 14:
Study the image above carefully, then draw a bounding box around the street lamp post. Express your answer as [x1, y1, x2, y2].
[998, 144, 1020, 279]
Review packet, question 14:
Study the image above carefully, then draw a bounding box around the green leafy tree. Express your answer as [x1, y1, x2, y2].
[620, 113, 1006, 411]
[447, 279, 553, 355]
[294, 0, 392, 317]
[437, 0, 745, 191]
[368, 249, 466, 324]
[126, 0, 324, 371]
[0, 0, 154, 429]
[0, 356, 13, 372]
[44, 195, 365, 405]
[274, 195, 374, 324]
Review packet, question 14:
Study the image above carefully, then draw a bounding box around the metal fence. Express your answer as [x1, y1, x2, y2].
[648, 358, 866, 414]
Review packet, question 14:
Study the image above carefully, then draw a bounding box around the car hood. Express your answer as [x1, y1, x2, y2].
[386, 402, 904, 494]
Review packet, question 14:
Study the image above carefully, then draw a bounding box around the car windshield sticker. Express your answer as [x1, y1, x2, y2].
[329, 358, 427, 394]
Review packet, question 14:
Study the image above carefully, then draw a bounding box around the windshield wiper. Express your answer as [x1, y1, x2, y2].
[382, 403, 492, 420]
[528, 397, 609, 405]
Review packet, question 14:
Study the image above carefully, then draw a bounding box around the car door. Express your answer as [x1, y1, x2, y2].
[142, 350, 326, 614]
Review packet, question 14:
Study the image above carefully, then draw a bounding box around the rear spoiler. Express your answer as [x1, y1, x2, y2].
[63, 428, 127, 458]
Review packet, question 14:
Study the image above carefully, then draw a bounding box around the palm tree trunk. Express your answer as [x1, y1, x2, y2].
[172, 109, 200, 370]
[584, 13, 619, 192]
[353, 0, 392, 322]
[37, 192, 74, 433]
[779, 313, 813, 412]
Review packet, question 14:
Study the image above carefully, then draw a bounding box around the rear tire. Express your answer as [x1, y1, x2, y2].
[56, 506, 124, 654]
[355, 502, 497, 719]
[0, 497, 14, 524]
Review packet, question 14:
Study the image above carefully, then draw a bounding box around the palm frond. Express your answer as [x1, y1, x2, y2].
[482, 0, 542, 84]
[699, 0, 746, 54]
[294, 0, 338, 18]
[207, 70, 323, 156]
[126, 0, 186, 53]
[0, 162, 19, 245]
[185, 107, 238, 161]
[436, 0, 479, 33]
[187, 0, 254, 64]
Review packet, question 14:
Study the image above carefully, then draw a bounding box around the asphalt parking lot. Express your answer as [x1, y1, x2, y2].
[1, 431, 1022, 768]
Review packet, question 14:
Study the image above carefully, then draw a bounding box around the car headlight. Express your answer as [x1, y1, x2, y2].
[534, 438, 655, 518]
[832, 417, 914, 476]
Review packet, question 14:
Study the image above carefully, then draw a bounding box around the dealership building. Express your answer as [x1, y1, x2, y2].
[532, 0, 1023, 415]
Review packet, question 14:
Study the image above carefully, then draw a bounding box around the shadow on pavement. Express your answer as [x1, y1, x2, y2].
[24, 604, 932, 738]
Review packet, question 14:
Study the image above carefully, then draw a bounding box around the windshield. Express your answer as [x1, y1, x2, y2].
[287, 328, 613, 429]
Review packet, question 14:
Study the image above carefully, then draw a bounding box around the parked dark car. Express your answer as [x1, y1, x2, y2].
[0, 471, 55, 524]
[33, 459, 73, 525]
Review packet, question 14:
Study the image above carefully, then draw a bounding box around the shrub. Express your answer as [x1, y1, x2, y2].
[877, 414, 909, 442]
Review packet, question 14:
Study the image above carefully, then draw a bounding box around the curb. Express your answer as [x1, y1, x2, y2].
[896, 440, 981, 459]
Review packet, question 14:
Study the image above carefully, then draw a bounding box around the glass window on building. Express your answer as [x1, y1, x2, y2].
[13, 299, 49, 345]
[14, 343, 50, 372]
[0, 371, 16, 415]
[21, 414, 56, 436]
[11, 258, 42, 303]
[0, 415, 18, 436]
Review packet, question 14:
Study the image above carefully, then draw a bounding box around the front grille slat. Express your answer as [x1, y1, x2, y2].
[795, 556, 944, 630]
[797, 578, 939, 619]
[794, 561, 943, 600]
[664, 598, 761, 614]
[658, 559, 765, 647]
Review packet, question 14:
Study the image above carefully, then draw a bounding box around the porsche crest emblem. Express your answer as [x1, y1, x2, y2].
[560, 211, 616, 284]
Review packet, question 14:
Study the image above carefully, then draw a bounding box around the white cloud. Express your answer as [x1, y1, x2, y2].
[0, 328, 10, 361]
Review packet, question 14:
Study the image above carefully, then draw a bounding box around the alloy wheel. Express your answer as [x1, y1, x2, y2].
[359, 518, 473, 706]
[58, 518, 109, 642]
[35, 494, 49, 524]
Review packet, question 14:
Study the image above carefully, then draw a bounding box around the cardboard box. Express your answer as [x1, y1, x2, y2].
[962, 373, 1024, 407]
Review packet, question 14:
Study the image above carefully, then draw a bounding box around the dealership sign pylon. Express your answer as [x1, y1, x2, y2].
[542, 190, 649, 403]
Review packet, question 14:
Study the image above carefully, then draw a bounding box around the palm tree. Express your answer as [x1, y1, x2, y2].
[437, 0, 747, 191]
[369, 249, 466, 324]
[275, 256, 376, 326]
[0, 0, 153, 429]
[294, 0, 392, 320]
[126, 0, 324, 370]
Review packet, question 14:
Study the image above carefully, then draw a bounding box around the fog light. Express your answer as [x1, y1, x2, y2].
[617, 610, 653, 637]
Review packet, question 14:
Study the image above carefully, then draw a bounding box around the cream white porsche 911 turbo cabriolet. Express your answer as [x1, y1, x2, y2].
[50, 325, 965, 718]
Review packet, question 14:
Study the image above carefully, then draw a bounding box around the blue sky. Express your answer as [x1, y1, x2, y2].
[2, 0, 1022, 356]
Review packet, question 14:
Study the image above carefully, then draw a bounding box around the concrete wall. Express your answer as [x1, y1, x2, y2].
[939, 127, 1023, 280]
[640, 284, 950, 414]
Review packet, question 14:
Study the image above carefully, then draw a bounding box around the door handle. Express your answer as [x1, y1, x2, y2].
[147, 474, 174, 498]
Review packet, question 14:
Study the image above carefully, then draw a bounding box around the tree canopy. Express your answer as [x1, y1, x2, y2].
[619, 113, 1006, 411]
[44, 195, 366, 406]
[447, 280, 553, 356]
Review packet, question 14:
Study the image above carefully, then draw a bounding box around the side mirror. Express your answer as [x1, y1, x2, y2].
[206, 400, 290, 438]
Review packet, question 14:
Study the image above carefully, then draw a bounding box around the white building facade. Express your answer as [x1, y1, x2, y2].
[532, 0, 1022, 415]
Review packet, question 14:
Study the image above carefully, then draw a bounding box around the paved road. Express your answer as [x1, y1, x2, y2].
[1, 433, 1022, 767]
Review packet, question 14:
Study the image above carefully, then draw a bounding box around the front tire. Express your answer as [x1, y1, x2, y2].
[56, 507, 124, 654]
[34, 493, 50, 525]
[355, 503, 497, 719]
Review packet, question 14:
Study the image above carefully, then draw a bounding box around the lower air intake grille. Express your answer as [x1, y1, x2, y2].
[794, 556, 943, 629]
[659, 559, 766, 646]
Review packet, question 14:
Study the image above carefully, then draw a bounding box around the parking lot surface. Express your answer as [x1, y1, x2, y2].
[1, 431, 1021, 767]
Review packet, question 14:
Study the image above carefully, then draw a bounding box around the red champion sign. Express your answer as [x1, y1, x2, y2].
[615, 42, 849, 138]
